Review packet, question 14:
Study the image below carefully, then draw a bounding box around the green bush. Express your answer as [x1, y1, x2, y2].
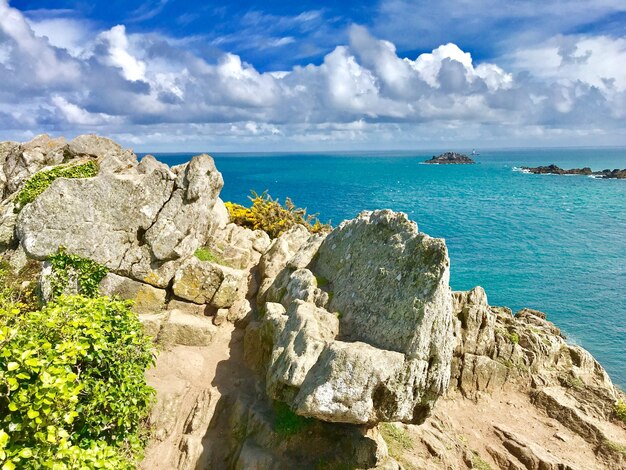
[47, 247, 108, 299]
[0, 295, 155, 469]
[225, 190, 330, 239]
[15, 161, 99, 211]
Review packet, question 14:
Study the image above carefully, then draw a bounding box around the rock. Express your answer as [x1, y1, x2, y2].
[520, 164, 626, 179]
[252, 210, 454, 425]
[172, 258, 246, 307]
[423, 152, 475, 164]
[158, 311, 217, 347]
[67, 134, 136, 174]
[39, 260, 79, 303]
[99, 273, 167, 314]
[17, 151, 224, 288]
[211, 198, 229, 232]
[266, 300, 339, 401]
[493, 425, 565, 470]
[167, 298, 209, 316]
[138, 312, 167, 339]
[173, 258, 223, 304]
[1, 135, 68, 196]
[0, 199, 17, 249]
[258, 225, 312, 279]
[228, 298, 253, 324]
[213, 308, 228, 326]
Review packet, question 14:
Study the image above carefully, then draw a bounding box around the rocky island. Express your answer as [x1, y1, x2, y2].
[0, 135, 625, 470]
[521, 164, 626, 179]
[424, 152, 476, 164]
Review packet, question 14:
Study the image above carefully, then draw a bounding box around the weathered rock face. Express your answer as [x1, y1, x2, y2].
[16, 148, 223, 287]
[247, 210, 454, 425]
[172, 257, 247, 308]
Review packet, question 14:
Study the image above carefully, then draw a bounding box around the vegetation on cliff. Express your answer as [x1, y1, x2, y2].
[0, 292, 154, 469]
[15, 161, 99, 211]
[47, 247, 109, 299]
[225, 190, 329, 238]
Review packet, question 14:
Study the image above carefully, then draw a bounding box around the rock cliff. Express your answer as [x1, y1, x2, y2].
[1, 134, 624, 470]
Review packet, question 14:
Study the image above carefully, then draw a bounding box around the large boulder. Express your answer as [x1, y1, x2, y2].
[248, 210, 454, 425]
[16, 146, 223, 288]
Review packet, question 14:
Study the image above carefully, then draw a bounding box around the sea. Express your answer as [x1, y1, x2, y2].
[148, 148, 626, 389]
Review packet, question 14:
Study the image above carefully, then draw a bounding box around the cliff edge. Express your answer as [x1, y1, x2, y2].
[0, 135, 624, 470]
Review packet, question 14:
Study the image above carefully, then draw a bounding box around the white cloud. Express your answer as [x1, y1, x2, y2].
[95, 25, 146, 82]
[0, 0, 625, 149]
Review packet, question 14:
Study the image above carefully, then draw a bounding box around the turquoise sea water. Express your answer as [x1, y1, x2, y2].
[150, 148, 626, 389]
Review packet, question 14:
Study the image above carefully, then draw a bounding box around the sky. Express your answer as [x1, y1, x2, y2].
[1, 0, 626, 151]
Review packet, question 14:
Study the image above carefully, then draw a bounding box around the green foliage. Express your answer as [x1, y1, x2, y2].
[379, 423, 413, 460]
[615, 401, 626, 425]
[0, 260, 40, 312]
[497, 328, 520, 345]
[471, 453, 493, 470]
[48, 247, 108, 299]
[15, 161, 99, 211]
[0, 295, 155, 469]
[315, 276, 329, 288]
[194, 247, 226, 265]
[225, 190, 330, 239]
[273, 402, 313, 436]
[604, 439, 626, 457]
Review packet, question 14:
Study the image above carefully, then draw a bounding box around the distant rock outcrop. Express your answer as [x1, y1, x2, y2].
[424, 152, 475, 164]
[521, 164, 626, 179]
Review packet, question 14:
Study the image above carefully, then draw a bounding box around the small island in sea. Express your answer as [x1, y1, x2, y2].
[521, 164, 626, 179]
[424, 152, 475, 164]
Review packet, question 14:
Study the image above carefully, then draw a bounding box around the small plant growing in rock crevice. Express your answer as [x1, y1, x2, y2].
[379, 422, 413, 460]
[225, 190, 330, 239]
[47, 247, 108, 299]
[615, 401, 626, 425]
[15, 160, 99, 211]
[194, 247, 227, 265]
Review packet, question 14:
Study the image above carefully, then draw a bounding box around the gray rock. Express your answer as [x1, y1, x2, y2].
[99, 273, 166, 314]
[16, 150, 223, 288]
[158, 311, 217, 347]
[0, 199, 17, 249]
[172, 258, 246, 307]
[253, 210, 454, 425]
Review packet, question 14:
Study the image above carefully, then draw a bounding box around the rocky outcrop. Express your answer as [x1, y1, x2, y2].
[521, 164, 626, 179]
[2, 134, 624, 470]
[246, 210, 454, 425]
[16, 146, 223, 288]
[424, 152, 475, 164]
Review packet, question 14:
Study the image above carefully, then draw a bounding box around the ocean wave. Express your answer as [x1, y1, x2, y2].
[512, 166, 531, 174]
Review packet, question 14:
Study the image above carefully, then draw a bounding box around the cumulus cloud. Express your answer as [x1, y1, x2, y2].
[0, 0, 625, 150]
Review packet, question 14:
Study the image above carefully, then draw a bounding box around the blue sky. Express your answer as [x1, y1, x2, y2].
[2, 0, 626, 151]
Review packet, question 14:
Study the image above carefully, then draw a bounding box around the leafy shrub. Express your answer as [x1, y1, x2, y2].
[225, 190, 330, 239]
[15, 161, 99, 211]
[0, 295, 155, 469]
[47, 247, 108, 299]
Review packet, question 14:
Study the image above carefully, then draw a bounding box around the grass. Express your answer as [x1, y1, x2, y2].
[471, 453, 493, 470]
[194, 247, 227, 265]
[273, 402, 313, 436]
[379, 423, 413, 459]
[604, 439, 626, 457]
